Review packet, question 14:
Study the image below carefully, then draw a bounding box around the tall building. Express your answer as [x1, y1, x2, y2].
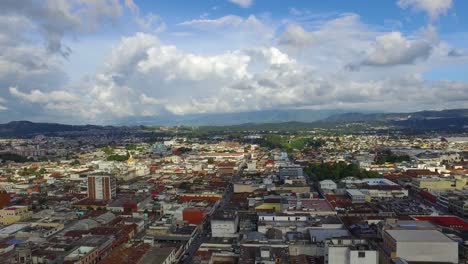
[87, 175, 116, 200]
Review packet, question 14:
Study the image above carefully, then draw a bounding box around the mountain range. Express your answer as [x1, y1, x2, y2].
[0, 108, 467, 136]
[113, 109, 349, 126]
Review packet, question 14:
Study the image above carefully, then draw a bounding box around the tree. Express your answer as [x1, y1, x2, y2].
[305, 162, 379, 181]
[375, 149, 410, 164]
[125, 144, 137, 150]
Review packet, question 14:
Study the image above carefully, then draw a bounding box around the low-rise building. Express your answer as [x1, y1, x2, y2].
[211, 212, 239, 238]
[381, 224, 458, 263]
[319, 180, 337, 192]
[0, 206, 32, 225]
[325, 238, 378, 264]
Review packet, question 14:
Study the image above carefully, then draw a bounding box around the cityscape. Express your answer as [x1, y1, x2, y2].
[0, 1, 468, 264]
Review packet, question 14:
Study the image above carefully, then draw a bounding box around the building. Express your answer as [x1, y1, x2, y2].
[138, 246, 177, 264]
[87, 175, 116, 200]
[0, 206, 32, 225]
[382, 227, 458, 263]
[448, 192, 468, 218]
[325, 238, 378, 264]
[279, 165, 303, 179]
[0, 191, 10, 209]
[63, 246, 99, 264]
[183, 208, 207, 225]
[211, 211, 239, 238]
[411, 176, 467, 192]
[319, 180, 337, 192]
[346, 189, 366, 203]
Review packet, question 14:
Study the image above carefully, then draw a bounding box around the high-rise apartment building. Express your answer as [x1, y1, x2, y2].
[87, 175, 116, 200]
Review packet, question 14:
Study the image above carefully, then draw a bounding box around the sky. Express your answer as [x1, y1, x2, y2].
[0, 0, 467, 124]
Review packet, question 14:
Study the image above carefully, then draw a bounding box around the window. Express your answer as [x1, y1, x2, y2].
[358, 252, 366, 258]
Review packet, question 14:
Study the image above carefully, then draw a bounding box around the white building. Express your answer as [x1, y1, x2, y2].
[383, 229, 458, 263]
[279, 165, 303, 179]
[211, 212, 238, 238]
[346, 189, 366, 203]
[319, 180, 337, 191]
[325, 238, 378, 264]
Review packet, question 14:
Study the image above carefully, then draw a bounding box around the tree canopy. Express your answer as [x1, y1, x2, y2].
[305, 161, 379, 181]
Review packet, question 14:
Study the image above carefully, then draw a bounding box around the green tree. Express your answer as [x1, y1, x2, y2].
[305, 162, 379, 181]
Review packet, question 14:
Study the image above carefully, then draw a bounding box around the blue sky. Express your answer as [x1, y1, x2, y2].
[0, 0, 467, 124]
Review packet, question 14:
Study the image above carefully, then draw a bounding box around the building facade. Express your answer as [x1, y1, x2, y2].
[87, 175, 116, 201]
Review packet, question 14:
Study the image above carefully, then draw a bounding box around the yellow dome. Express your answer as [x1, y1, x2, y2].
[127, 154, 135, 164]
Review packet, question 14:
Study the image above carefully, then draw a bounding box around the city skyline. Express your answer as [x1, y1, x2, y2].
[1, 0, 468, 124]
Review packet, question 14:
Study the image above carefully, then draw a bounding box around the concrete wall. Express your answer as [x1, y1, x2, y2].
[211, 220, 237, 238]
[349, 250, 378, 264]
[396, 241, 458, 263]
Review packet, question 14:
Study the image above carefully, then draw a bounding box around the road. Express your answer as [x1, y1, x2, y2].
[180, 182, 234, 264]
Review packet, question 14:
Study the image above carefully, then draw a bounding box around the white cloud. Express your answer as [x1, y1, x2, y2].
[135, 13, 166, 33]
[0, 0, 131, 57]
[9, 87, 78, 103]
[178, 15, 275, 49]
[48, 28, 464, 120]
[278, 24, 314, 50]
[1, 5, 467, 123]
[362, 31, 433, 66]
[227, 0, 253, 8]
[397, 0, 453, 20]
[0, 97, 6, 111]
[140, 94, 166, 105]
[124, 0, 139, 15]
[179, 15, 270, 35]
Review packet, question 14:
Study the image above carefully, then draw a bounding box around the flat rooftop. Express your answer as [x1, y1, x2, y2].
[138, 247, 175, 264]
[386, 229, 454, 243]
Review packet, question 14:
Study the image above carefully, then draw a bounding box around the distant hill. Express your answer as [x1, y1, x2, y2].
[114, 109, 348, 126]
[0, 108, 466, 136]
[0, 121, 107, 137]
[200, 108, 468, 132]
[324, 109, 468, 123]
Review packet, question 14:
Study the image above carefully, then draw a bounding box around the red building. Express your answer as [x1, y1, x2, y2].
[0, 191, 10, 209]
[178, 193, 221, 203]
[419, 190, 437, 204]
[150, 185, 165, 198]
[414, 215, 468, 231]
[183, 208, 207, 225]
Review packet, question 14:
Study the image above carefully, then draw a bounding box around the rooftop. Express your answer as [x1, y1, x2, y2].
[138, 247, 175, 264]
[386, 229, 455, 243]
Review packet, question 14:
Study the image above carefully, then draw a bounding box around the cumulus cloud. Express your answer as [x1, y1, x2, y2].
[0, 0, 130, 57]
[0, 3, 467, 123]
[34, 28, 462, 121]
[227, 0, 253, 8]
[362, 31, 433, 66]
[397, 0, 453, 20]
[9, 87, 78, 103]
[278, 24, 314, 50]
